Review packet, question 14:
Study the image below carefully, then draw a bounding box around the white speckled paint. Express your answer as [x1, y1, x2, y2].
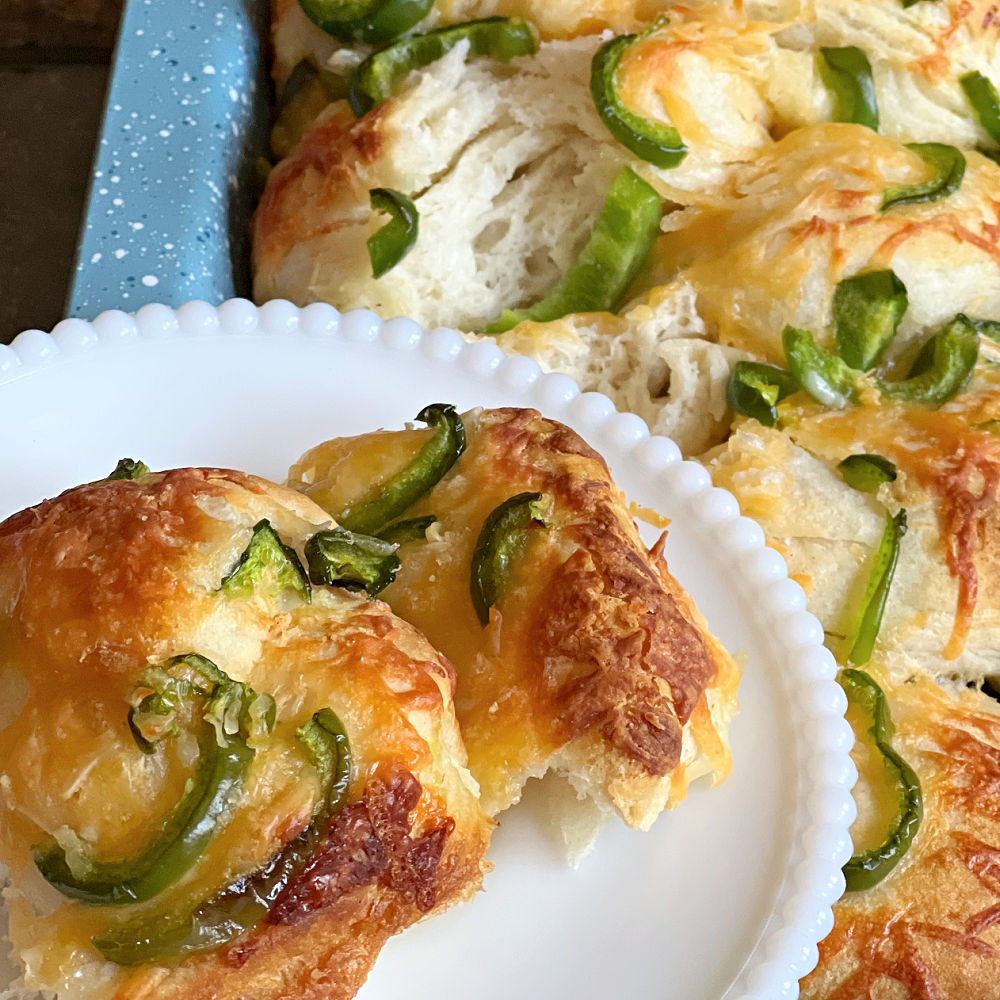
[69, 0, 270, 316]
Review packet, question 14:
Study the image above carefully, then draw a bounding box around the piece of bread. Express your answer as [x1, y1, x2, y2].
[258, 0, 1000, 324]
[252, 13, 780, 455]
[0, 467, 491, 1000]
[799, 672, 1000, 999]
[254, 35, 640, 328]
[287, 406, 739, 830]
[266, 0, 667, 158]
[604, 0, 1000, 151]
[491, 282, 749, 456]
[251, 19, 785, 327]
[704, 367, 1000, 681]
[255, 2, 1000, 463]
[651, 123, 1000, 366]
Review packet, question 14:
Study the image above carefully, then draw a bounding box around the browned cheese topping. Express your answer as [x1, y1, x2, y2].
[270, 766, 455, 927]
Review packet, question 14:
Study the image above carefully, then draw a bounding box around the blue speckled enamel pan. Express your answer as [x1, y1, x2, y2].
[68, 0, 271, 317]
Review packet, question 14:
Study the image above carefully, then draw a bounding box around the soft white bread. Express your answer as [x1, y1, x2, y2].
[253, 24, 777, 454]
[704, 383, 1000, 683]
[492, 283, 748, 455]
[256, 37, 651, 329]
[270, 0, 682, 88]
[252, 21, 790, 327]
[740, 0, 1000, 147]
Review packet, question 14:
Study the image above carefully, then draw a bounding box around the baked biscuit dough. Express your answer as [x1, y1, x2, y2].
[491, 123, 1000, 456]
[705, 366, 1000, 681]
[652, 123, 1000, 364]
[256, 1, 1000, 990]
[260, 0, 1000, 316]
[255, 3, 1000, 457]
[252, 16, 785, 326]
[288, 407, 738, 829]
[586, 0, 1000, 150]
[0, 468, 491, 1000]
[799, 673, 1000, 1000]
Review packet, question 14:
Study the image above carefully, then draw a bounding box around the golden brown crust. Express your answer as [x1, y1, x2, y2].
[115, 766, 484, 1000]
[0, 468, 319, 683]
[511, 411, 717, 775]
[252, 103, 388, 300]
[0, 468, 491, 1000]
[288, 406, 735, 824]
[471, 410, 720, 771]
[800, 677, 1000, 1000]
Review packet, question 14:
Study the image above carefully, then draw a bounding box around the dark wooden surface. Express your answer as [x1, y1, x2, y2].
[0, 0, 123, 344]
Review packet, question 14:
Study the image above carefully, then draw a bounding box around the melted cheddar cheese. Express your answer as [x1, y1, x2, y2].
[289, 407, 739, 830]
[0, 469, 490, 1000]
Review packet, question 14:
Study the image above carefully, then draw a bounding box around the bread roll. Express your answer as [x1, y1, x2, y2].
[288, 407, 739, 831]
[0, 467, 491, 1000]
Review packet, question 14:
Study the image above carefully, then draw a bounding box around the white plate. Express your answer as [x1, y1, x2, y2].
[0, 300, 855, 1000]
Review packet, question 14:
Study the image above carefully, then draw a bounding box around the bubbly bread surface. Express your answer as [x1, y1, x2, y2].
[0, 468, 491, 1000]
[288, 407, 738, 829]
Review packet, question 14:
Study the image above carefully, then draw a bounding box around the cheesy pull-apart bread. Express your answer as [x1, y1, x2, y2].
[0, 466, 491, 1000]
[270, 0, 1000, 150]
[255, 6, 768, 455]
[799, 669, 1000, 999]
[257, 0, 1000, 459]
[287, 406, 738, 834]
[706, 379, 1000, 682]
[697, 298, 1000, 994]
[255, 6, 785, 321]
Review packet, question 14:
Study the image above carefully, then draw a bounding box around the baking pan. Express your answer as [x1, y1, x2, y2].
[68, 0, 270, 317]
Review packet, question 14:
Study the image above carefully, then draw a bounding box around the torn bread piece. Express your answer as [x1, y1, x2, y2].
[288, 406, 739, 831]
[0, 467, 491, 1000]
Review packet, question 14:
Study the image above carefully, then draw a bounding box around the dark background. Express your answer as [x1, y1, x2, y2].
[1, 0, 124, 344]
